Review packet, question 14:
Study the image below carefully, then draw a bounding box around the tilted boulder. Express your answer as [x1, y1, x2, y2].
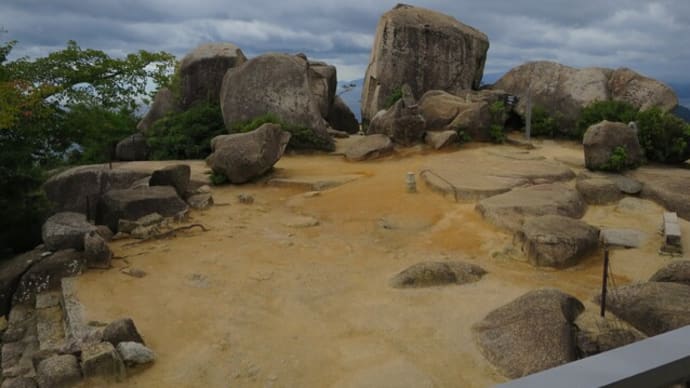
[103, 318, 145, 346]
[473, 288, 584, 379]
[583, 121, 644, 171]
[206, 123, 291, 184]
[649, 260, 690, 287]
[149, 164, 191, 199]
[418, 90, 502, 141]
[344, 134, 394, 161]
[366, 84, 426, 145]
[220, 53, 333, 150]
[514, 215, 600, 268]
[424, 130, 458, 150]
[326, 96, 359, 134]
[361, 4, 489, 123]
[43, 166, 149, 216]
[493, 61, 678, 135]
[42, 212, 98, 251]
[13, 249, 85, 305]
[115, 133, 149, 161]
[136, 87, 179, 132]
[179, 42, 247, 108]
[96, 186, 188, 232]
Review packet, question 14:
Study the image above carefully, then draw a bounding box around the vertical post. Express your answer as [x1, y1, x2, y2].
[600, 248, 610, 317]
[525, 84, 532, 141]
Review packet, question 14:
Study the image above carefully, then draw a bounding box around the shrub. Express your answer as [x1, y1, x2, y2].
[384, 86, 403, 108]
[600, 146, 632, 172]
[488, 101, 506, 143]
[231, 113, 334, 152]
[208, 171, 229, 186]
[636, 108, 690, 163]
[147, 101, 226, 160]
[530, 106, 559, 138]
[576, 100, 638, 137]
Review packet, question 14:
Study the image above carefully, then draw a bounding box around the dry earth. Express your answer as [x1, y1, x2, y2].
[74, 138, 689, 387]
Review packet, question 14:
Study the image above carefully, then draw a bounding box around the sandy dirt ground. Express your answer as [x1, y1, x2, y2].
[74, 139, 689, 387]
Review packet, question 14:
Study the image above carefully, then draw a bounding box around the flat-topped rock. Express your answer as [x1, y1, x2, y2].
[268, 174, 362, 191]
[629, 166, 690, 220]
[96, 186, 188, 232]
[650, 260, 690, 286]
[600, 229, 648, 249]
[390, 261, 486, 288]
[421, 153, 575, 201]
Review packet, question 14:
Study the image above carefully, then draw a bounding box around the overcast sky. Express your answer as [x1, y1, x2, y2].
[2, 0, 689, 85]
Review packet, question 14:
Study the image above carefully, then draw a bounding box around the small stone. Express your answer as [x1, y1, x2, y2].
[116, 342, 156, 367]
[187, 193, 214, 210]
[81, 341, 126, 381]
[238, 194, 254, 204]
[130, 225, 159, 240]
[84, 231, 112, 269]
[95, 225, 114, 242]
[102, 318, 145, 346]
[136, 213, 165, 227]
[36, 354, 81, 388]
[120, 268, 147, 278]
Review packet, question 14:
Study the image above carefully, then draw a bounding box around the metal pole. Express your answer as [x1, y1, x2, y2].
[600, 248, 610, 317]
[525, 84, 532, 141]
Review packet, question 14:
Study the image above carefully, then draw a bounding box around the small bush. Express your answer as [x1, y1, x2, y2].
[231, 113, 334, 152]
[636, 108, 690, 163]
[147, 101, 226, 160]
[384, 86, 403, 108]
[577, 100, 638, 137]
[530, 106, 559, 138]
[488, 101, 506, 143]
[600, 146, 632, 172]
[208, 171, 229, 186]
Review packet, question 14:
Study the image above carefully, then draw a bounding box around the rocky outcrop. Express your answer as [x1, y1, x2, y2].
[344, 134, 394, 161]
[149, 164, 191, 198]
[473, 289, 584, 379]
[649, 260, 690, 286]
[575, 178, 624, 205]
[390, 261, 486, 288]
[308, 60, 337, 119]
[206, 123, 291, 184]
[179, 42, 247, 108]
[115, 133, 149, 162]
[476, 184, 586, 232]
[424, 130, 458, 149]
[514, 215, 600, 268]
[96, 186, 188, 232]
[326, 96, 359, 133]
[136, 87, 179, 132]
[36, 354, 82, 388]
[220, 53, 333, 150]
[629, 166, 690, 220]
[13, 250, 85, 305]
[43, 166, 149, 216]
[361, 4, 489, 123]
[595, 282, 690, 336]
[583, 121, 643, 171]
[41, 212, 98, 251]
[493, 61, 678, 134]
[0, 250, 42, 316]
[366, 84, 426, 145]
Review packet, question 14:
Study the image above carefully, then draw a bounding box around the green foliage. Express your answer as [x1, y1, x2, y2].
[384, 86, 403, 108]
[63, 105, 138, 163]
[488, 101, 506, 143]
[576, 100, 638, 137]
[600, 146, 631, 172]
[530, 106, 559, 137]
[456, 129, 472, 144]
[147, 101, 226, 160]
[636, 108, 690, 163]
[231, 113, 335, 151]
[208, 171, 229, 186]
[489, 124, 505, 143]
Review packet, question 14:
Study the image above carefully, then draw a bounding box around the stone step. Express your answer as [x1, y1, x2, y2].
[35, 291, 66, 352]
[60, 277, 92, 342]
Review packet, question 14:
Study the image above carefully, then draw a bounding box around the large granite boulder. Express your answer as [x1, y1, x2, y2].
[649, 260, 690, 286]
[0, 249, 42, 316]
[136, 87, 179, 132]
[41, 212, 98, 251]
[206, 123, 291, 184]
[575, 177, 624, 205]
[595, 282, 690, 336]
[514, 215, 600, 268]
[344, 134, 394, 161]
[220, 53, 333, 150]
[424, 130, 458, 150]
[115, 133, 149, 162]
[583, 121, 644, 171]
[84, 230, 112, 269]
[179, 42, 247, 108]
[361, 4, 489, 123]
[96, 186, 188, 232]
[418, 90, 504, 141]
[43, 166, 149, 216]
[326, 96, 359, 134]
[149, 164, 191, 198]
[473, 289, 584, 379]
[13, 249, 85, 305]
[366, 84, 426, 145]
[390, 261, 486, 288]
[308, 60, 337, 119]
[476, 184, 586, 232]
[493, 61, 678, 134]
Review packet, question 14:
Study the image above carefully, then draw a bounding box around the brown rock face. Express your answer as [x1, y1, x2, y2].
[582, 121, 644, 171]
[608, 68, 678, 112]
[366, 85, 426, 145]
[179, 42, 247, 108]
[136, 87, 179, 132]
[361, 4, 489, 123]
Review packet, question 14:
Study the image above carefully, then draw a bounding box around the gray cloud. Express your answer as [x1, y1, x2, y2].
[2, 0, 688, 83]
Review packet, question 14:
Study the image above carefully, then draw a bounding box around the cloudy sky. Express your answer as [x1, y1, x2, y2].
[2, 0, 689, 86]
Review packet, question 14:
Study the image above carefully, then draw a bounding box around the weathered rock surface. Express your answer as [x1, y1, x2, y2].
[575, 177, 623, 205]
[115, 133, 148, 162]
[81, 341, 126, 381]
[361, 4, 489, 123]
[575, 313, 646, 357]
[136, 87, 179, 132]
[344, 135, 394, 161]
[116, 342, 156, 367]
[179, 42, 247, 108]
[207, 123, 291, 184]
[595, 282, 690, 336]
[473, 289, 584, 379]
[366, 84, 426, 145]
[308, 60, 337, 119]
[186, 193, 213, 210]
[43, 166, 149, 215]
[36, 354, 81, 388]
[0, 250, 44, 316]
[13, 250, 84, 305]
[583, 121, 643, 171]
[96, 186, 188, 232]
[422, 153, 575, 201]
[493, 61, 678, 133]
[220, 53, 333, 150]
[629, 166, 690, 220]
[149, 164, 191, 198]
[476, 184, 586, 232]
[326, 96, 359, 133]
[83, 231, 112, 269]
[424, 130, 458, 150]
[649, 260, 690, 286]
[102, 318, 145, 346]
[41, 212, 97, 252]
[390, 261, 486, 288]
[1, 377, 38, 388]
[600, 228, 648, 249]
[514, 215, 600, 268]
